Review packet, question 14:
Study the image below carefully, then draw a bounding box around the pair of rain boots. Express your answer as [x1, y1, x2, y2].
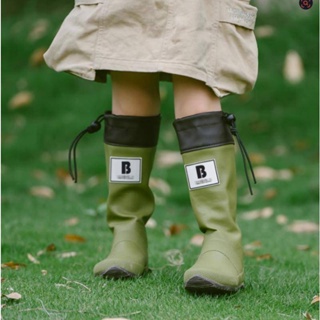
[92, 111, 244, 294]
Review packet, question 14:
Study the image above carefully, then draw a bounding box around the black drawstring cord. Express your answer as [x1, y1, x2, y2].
[68, 114, 105, 183]
[224, 113, 257, 195]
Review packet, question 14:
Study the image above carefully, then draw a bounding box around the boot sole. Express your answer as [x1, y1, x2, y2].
[185, 276, 244, 295]
[100, 267, 136, 279]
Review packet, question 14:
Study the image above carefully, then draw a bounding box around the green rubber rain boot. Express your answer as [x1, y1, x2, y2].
[173, 111, 244, 294]
[94, 112, 160, 278]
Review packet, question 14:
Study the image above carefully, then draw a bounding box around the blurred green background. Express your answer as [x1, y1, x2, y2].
[2, 0, 319, 204]
[1, 1, 319, 319]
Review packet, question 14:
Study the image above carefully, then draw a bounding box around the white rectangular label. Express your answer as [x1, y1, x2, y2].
[109, 157, 142, 183]
[185, 160, 219, 190]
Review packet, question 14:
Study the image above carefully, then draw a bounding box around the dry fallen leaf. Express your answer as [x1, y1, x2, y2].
[238, 193, 255, 206]
[248, 152, 265, 165]
[56, 168, 73, 185]
[254, 166, 293, 181]
[244, 250, 256, 257]
[164, 224, 188, 236]
[296, 245, 311, 251]
[156, 151, 182, 168]
[2, 292, 22, 301]
[255, 25, 275, 38]
[311, 295, 320, 305]
[256, 253, 272, 261]
[264, 188, 278, 200]
[244, 240, 262, 250]
[154, 194, 166, 206]
[146, 218, 157, 229]
[27, 253, 40, 264]
[86, 176, 100, 188]
[30, 186, 55, 199]
[64, 234, 86, 243]
[149, 177, 171, 195]
[64, 217, 80, 227]
[1, 261, 26, 270]
[29, 47, 47, 66]
[28, 19, 49, 41]
[57, 252, 77, 259]
[46, 243, 57, 251]
[254, 165, 276, 179]
[190, 234, 204, 247]
[241, 207, 274, 220]
[37, 243, 57, 256]
[283, 50, 305, 84]
[287, 221, 319, 234]
[8, 91, 34, 110]
[276, 214, 288, 225]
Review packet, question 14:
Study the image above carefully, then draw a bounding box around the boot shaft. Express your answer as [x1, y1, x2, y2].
[174, 111, 238, 234]
[174, 111, 244, 292]
[104, 113, 161, 227]
[105, 144, 157, 226]
[181, 145, 238, 234]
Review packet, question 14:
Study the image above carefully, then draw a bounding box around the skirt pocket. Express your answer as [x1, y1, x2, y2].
[44, 0, 105, 80]
[215, 0, 258, 95]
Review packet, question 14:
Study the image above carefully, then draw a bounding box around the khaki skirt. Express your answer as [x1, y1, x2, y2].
[44, 0, 258, 97]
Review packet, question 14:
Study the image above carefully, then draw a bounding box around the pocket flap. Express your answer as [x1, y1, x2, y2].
[219, 0, 258, 30]
[75, 0, 103, 5]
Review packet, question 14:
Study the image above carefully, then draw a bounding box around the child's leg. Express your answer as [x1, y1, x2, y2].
[111, 71, 161, 116]
[173, 75, 221, 118]
[172, 75, 243, 294]
[94, 72, 161, 278]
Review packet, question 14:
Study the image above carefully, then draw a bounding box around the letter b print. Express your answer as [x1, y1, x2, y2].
[121, 161, 131, 174]
[185, 160, 219, 190]
[196, 165, 207, 179]
[110, 157, 142, 183]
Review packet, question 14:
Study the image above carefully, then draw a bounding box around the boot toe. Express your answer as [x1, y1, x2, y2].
[93, 258, 147, 278]
[97, 266, 136, 279]
[184, 250, 244, 294]
[184, 272, 244, 295]
[185, 275, 244, 295]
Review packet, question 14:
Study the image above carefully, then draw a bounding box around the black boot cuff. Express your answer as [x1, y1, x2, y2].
[104, 112, 161, 148]
[173, 111, 234, 153]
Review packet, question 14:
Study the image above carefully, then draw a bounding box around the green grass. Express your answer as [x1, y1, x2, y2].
[1, 2, 319, 320]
